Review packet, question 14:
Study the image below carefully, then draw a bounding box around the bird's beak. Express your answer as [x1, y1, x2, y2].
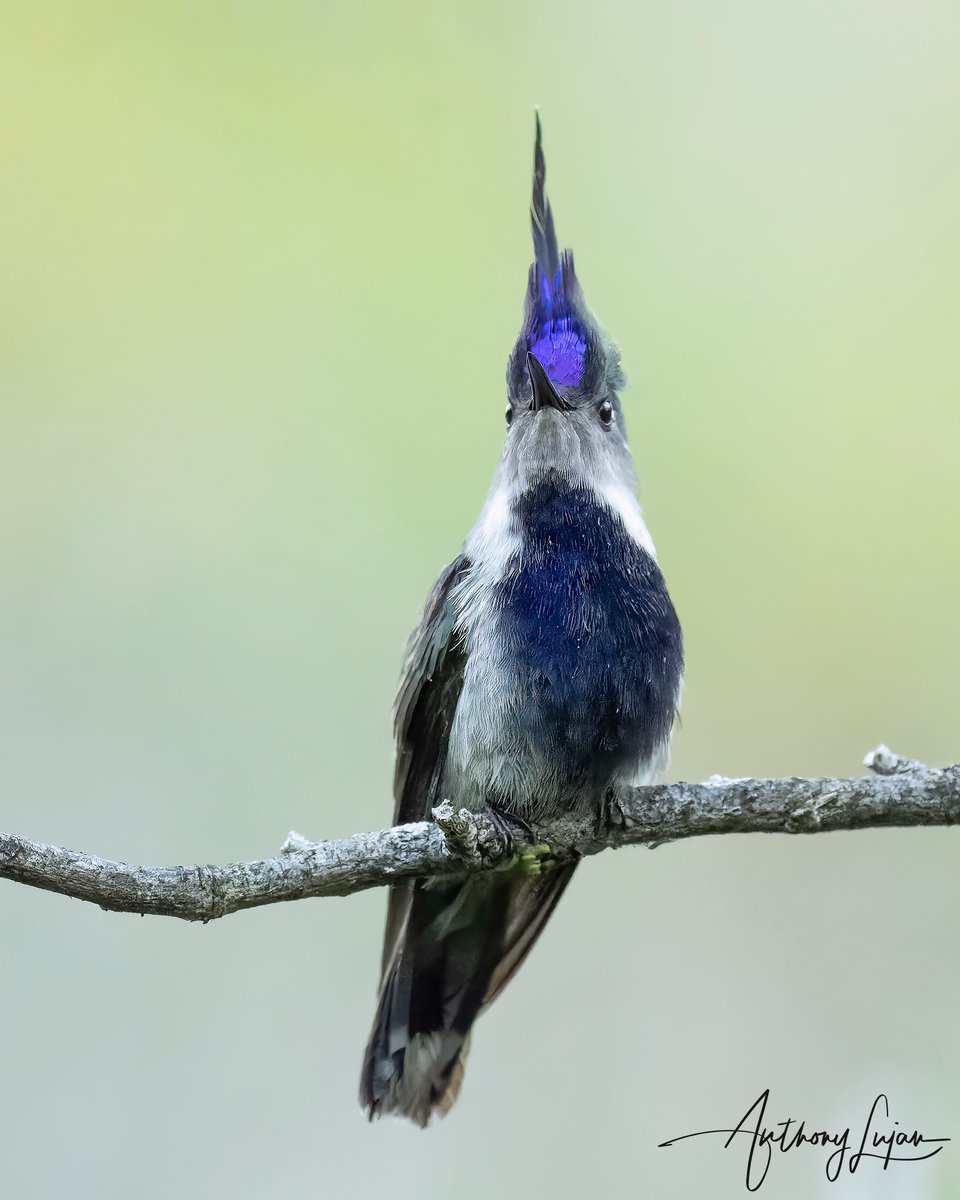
[527, 351, 571, 412]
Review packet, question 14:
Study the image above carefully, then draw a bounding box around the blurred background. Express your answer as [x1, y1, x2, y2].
[1, 1, 959, 1196]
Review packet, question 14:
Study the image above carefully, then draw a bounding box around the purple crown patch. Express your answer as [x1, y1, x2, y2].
[530, 319, 587, 388]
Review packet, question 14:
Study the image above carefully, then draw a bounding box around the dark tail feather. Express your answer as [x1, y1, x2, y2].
[531, 110, 560, 284]
[360, 864, 576, 1127]
[360, 877, 508, 1127]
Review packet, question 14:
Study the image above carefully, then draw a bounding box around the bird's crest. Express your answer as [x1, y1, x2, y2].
[508, 113, 618, 402]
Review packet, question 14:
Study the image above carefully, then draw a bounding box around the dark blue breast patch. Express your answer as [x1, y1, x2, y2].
[495, 475, 683, 793]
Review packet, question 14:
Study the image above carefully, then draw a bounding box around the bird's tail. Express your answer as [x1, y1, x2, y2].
[360, 863, 575, 1126]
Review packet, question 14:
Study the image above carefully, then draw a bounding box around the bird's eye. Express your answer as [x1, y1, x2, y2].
[505, 404, 514, 427]
[598, 399, 613, 427]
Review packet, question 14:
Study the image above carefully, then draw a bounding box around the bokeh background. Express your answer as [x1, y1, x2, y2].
[2, 2, 959, 1197]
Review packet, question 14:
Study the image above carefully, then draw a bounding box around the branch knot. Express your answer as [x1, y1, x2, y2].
[431, 802, 488, 866]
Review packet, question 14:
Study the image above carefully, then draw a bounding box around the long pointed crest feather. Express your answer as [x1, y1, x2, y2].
[508, 112, 623, 402]
[531, 111, 559, 284]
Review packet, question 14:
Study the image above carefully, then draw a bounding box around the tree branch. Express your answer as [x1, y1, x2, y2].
[1, 746, 957, 923]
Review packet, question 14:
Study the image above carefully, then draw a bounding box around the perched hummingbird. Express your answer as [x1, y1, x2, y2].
[360, 115, 683, 1126]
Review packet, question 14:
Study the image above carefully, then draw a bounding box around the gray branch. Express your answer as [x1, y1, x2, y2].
[1, 746, 957, 923]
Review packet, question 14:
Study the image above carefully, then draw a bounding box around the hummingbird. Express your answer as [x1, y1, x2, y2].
[359, 115, 684, 1126]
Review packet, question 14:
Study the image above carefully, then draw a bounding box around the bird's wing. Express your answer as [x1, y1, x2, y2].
[392, 552, 471, 823]
[482, 861, 578, 1007]
[380, 553, 471, 975]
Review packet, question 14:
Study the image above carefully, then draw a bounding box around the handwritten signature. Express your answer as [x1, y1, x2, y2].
[659, 1089, 949, 1191]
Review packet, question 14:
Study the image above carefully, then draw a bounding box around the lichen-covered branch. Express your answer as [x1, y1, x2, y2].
[1, 746, 957, 923]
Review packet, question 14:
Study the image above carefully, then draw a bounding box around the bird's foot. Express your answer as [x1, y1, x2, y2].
[597, 788, 635, 839]
[484, 808, 553, 873]
[486, 806, 533, 851]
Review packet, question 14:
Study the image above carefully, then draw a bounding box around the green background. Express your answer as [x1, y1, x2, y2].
[2, 2, 958, 1197]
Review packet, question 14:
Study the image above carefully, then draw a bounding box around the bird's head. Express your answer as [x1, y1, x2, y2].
[500, 114, 635, 500]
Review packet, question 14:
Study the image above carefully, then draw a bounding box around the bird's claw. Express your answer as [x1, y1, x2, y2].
[485, 809, 553, 874]
[486, 807, 534, 854]
[597, 789, 635, 838]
